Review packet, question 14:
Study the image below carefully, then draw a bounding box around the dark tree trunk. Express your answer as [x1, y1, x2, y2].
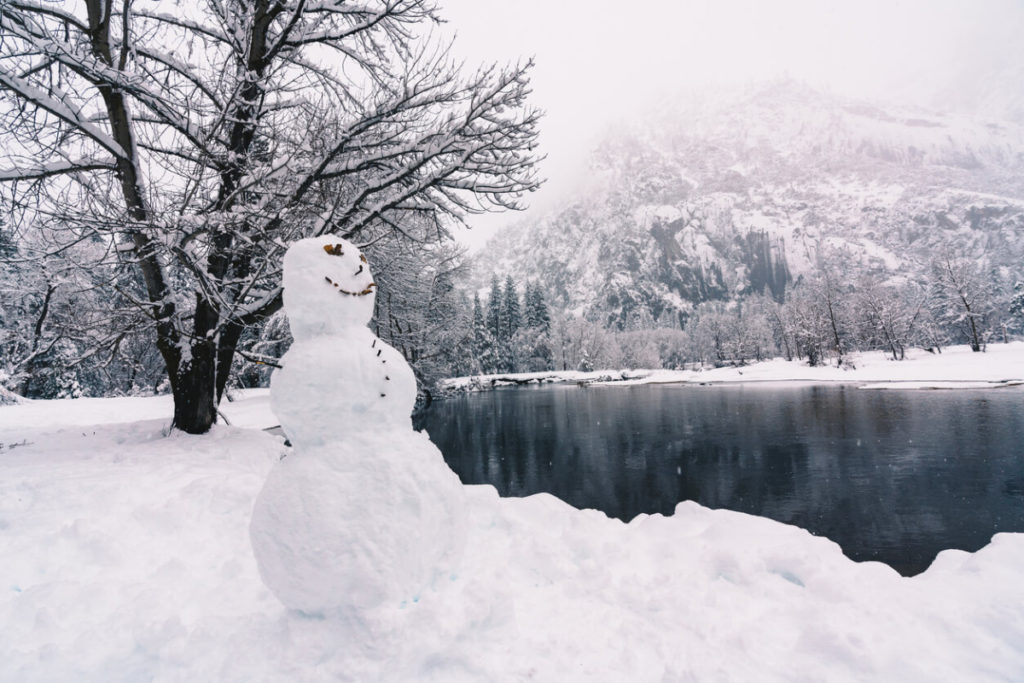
[966, 309, 982, 352]
[171, 340, 218, 434]
[215, 321, 245, 403]
[825, 297, 843, 365]
[170, 300, 249, 433]
[19, 283, 55, 397]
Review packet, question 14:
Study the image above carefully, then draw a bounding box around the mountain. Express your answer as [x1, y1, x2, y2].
[476, 81, 1024, 329]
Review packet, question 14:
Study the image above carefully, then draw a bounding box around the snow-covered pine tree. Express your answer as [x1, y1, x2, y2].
[524, 282, 536, 328]
[494, 276, 522, 372]
[1008, 281, 1024, 336]
[472, 292, 499, 374]
[503, 276, 522, 343]
[516, 282, 553, 370]
[471, 292, 485, 373]
[525, 282, 551, 333]
[486, 275, 503, 344]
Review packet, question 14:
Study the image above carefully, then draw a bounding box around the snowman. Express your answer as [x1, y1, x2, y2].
[250, 236, 466, 617]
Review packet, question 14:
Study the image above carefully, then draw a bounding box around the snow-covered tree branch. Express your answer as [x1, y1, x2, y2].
[0, 0, 542, 432]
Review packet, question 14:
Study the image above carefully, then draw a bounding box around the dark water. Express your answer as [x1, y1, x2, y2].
[418, 384, 1024, 575]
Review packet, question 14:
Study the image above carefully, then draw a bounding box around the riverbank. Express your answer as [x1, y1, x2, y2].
[2, 383, 1024, 679]
[440, 341, 1024, 393]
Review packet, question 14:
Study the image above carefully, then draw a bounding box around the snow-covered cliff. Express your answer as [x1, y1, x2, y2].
[478, 81, 1024, 328]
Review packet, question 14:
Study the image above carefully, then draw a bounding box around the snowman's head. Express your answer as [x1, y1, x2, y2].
[282, 236, 376, 339]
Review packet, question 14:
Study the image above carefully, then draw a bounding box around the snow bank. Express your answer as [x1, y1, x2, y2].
[442, 342, 1024, 393]
[2, 393, 1024, 680]
[441, 369, 650, 392]
[0, 388, 270, 431]
[0, 385, 24, 405]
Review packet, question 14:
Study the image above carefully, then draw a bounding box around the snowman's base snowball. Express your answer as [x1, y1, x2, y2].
[250, 433, 466, 616]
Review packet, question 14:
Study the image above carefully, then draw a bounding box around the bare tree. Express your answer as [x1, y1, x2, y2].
[0, 0, 541, 432]
[549, 313, 614, 372]
[687, 305, 731, 366]
[930, 253, 994, 352]
[783, 248, 853, 367]
[371, 233, 473, 387]
[852, 278, 926, 361]
[0, 227, 144, 398]
[785, 281, 833, 367]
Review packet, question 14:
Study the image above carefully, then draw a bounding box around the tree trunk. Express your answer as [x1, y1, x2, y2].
[215, 321, 245, 403]
[967, 313, 982, 352]
[825, 298, 843, 365]
[171, 340, 218, 434]
[166, 321, 247, 434]
[170, 296, 252, 433]
[18, 282, 55, 396]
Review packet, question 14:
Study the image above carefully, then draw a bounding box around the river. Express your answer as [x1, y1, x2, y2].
[419, 383, 1024, 575]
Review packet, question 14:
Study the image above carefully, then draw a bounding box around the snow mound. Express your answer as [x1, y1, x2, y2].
[2, 395, 1024, 679]
[0, 385, 24, 405]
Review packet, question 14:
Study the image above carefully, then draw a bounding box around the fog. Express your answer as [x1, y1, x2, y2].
[439, 0, 1024, 245]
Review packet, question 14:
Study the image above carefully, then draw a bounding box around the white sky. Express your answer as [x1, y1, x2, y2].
[437, 0, 1024, 248]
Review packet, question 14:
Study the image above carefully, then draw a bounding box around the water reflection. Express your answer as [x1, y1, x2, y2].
[419, 384, 1024, 576]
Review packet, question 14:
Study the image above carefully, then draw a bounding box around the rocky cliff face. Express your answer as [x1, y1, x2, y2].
[477, 81, 1024, 328]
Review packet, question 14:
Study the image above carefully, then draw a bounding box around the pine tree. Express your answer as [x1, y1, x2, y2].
[1009, 281, 1024, 335]
[526, 283, 551, 333]
[503, 275, 522, 342]
[472, 292, 497, 374]
[517, 282, 553, 371]
[524, 282, 537, 327]
[486, 274, 503, 343]
[472, 292, 485, 350]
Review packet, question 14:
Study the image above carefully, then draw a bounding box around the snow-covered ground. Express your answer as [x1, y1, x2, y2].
[3, 344, 1024, 681]
[442, 342, 1024, 392]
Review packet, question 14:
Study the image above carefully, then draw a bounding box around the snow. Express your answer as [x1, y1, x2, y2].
[856, 236, 903, 270]
[442, 342, 1024, 392]
[0, 158, 115, 181]
[442, 368, 649, 392]
[0, 69, 130, 162]
[2, 398, 1024, 680]
[3, 296, 1024, 679]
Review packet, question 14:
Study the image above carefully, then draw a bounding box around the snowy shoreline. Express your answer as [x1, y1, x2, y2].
[2, 342, 1024, 680]
[439, 341, 1024, 394]
[2, 371, 1024, 679]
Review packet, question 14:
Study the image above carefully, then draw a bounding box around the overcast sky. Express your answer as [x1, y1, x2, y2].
[437, 0, 1024, 246]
